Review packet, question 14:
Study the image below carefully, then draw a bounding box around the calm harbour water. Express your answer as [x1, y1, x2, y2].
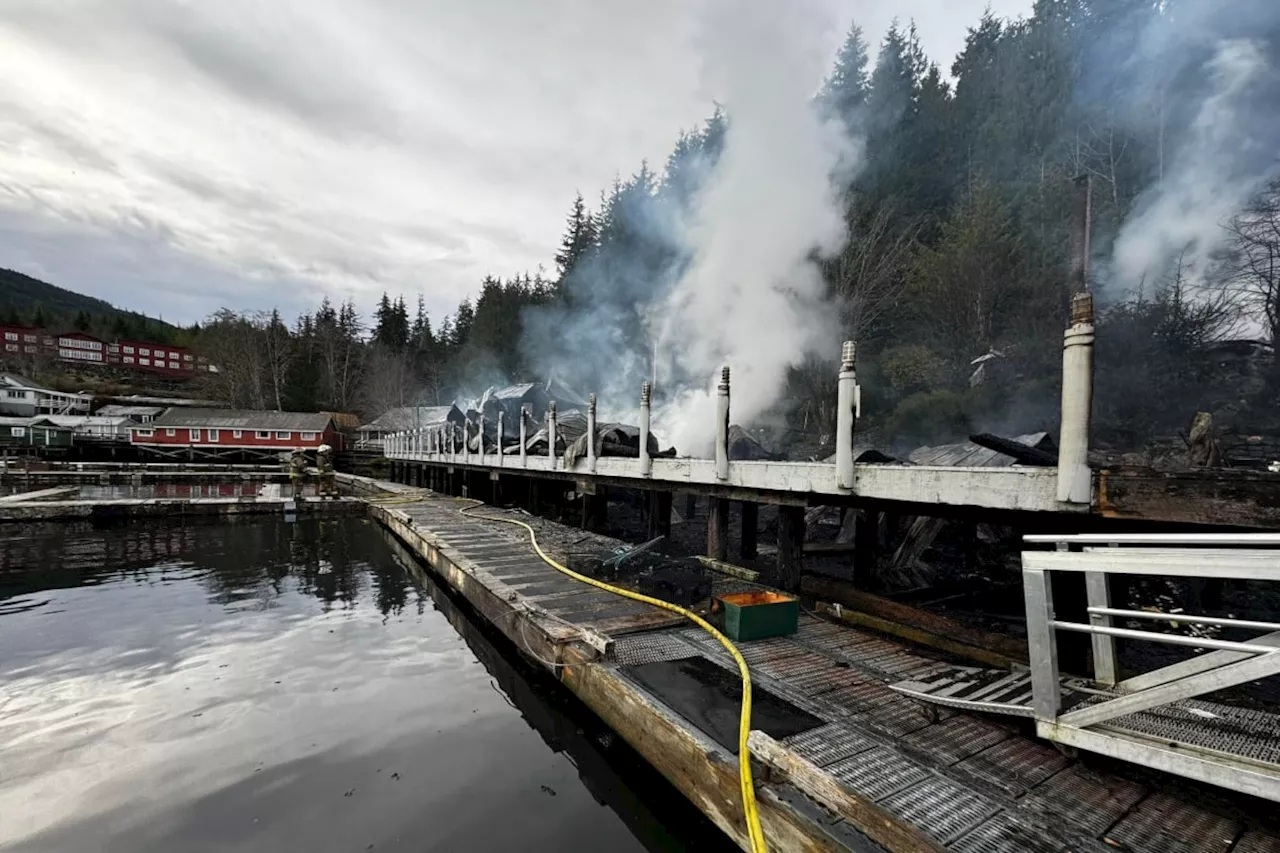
[0, 516, 733, 853]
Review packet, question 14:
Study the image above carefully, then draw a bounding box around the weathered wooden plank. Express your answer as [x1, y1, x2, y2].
[559, 647, 845, 853]
[1097, 466, 1280, 528]
[373, 506, 579, 666]
[747, 731, 948, 853]
[0, 485, 79, 502]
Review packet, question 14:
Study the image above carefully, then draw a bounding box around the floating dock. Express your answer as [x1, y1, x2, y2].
[369, 488, 1280, 853]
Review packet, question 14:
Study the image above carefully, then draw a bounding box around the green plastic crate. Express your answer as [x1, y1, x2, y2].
[716, 591, 799, 642]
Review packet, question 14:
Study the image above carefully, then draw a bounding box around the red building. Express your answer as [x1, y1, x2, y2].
[131, 409, 342, 459]
[0, 326, 210, 377]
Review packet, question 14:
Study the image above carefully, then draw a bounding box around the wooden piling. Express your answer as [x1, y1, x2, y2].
[647, 490, 672, 539]
[776, 505, 805, 592]
[707, 497, 729, 562]
[739, 501, 758, 561]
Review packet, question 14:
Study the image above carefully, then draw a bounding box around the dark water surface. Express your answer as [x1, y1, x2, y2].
[0, 516, 734, 853]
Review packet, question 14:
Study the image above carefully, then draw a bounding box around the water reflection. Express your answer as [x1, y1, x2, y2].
[0, 516, 732, 853]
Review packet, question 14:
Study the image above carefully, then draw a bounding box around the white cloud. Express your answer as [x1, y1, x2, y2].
[0, 0, 1029, 325]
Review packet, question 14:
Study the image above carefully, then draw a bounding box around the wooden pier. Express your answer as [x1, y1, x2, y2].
[370, 489, 1280, 853]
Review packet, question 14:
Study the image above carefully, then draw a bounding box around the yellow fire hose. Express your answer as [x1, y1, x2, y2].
[457, 499, 769, 853]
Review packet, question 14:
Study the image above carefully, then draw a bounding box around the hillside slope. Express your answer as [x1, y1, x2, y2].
[0, 267, 179, 336]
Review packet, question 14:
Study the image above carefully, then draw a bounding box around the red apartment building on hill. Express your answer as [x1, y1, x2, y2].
[0, 326, 211, 377]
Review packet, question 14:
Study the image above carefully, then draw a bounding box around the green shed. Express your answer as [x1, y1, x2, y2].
[0, 417, 74, 448]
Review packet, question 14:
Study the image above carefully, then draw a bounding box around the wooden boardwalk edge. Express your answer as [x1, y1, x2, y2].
[369, 500, 885, 853]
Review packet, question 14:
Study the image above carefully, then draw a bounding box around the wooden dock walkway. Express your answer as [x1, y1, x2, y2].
[372, 492, 1280, 853]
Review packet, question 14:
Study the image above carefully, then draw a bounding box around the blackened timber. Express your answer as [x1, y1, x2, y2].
[648, 491, 672, 539]
[707, 497, 729, 562]
[740, 501, 759, 561]
[968, 433, 1057, 466]
[1098, 467, 1280, 528]
[776, 505, 805, 592]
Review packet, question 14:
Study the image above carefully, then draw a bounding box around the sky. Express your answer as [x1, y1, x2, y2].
[0, 0, 1031, 328]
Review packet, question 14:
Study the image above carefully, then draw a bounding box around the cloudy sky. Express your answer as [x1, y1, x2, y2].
[0, 0, 1030, 327]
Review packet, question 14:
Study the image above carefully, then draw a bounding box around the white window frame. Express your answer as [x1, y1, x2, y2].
[208, 429, 219, 442]
[3, 332, 16, 341]
[123, 345, 134, 354]
[256, 430, 271, 439]
[136, 428, 153, 438]
[11, 426, 24, 437]
[301, 432, 317, 441]
[232, 430, 243, 439]
[189, 428, 201, 441]
[165, 428, 176, 437]
[275, 431, 292, 440]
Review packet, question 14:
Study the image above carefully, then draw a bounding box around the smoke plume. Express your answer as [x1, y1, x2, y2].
[1108, 3, 1280, 297]
[650, 0, 857, 452]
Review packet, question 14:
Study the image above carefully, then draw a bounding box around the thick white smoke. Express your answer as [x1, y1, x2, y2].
[1111, 38, 1274, 294]
[650, 0, 858, 453]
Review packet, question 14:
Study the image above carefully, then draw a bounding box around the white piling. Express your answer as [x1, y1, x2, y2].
[478, 415, 486, 465]
[1058, 292, 1095, 504]
[547, 402, 558, 469]
[496, 411, 504, 468]
[587, 393, 597, 473]
[835, 341, 860, 490]
[519, 407, 528, 467]
[715, 366, 730, 481]
[463, 420, 471, 463]
[639, 382, 652, 477]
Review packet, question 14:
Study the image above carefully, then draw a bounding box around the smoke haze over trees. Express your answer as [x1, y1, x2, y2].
[197, 0, 1280, 454]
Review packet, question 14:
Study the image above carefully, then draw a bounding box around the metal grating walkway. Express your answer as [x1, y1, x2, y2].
[393, 495, 1280, 853]
[890, 663, 1280, 785]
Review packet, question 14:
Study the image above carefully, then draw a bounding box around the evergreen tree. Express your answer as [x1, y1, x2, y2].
[819, 24, 872, 129]
[553, 192, 598, 282]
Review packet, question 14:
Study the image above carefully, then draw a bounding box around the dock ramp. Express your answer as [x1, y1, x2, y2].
[891, 533, 1280, 803]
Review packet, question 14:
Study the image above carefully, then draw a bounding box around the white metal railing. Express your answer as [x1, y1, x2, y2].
[379, 339, 1087, 513]
[1022, 533, 1280, 800]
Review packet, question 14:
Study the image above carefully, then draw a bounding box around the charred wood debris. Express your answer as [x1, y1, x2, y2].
[421, 375, 1280, 615]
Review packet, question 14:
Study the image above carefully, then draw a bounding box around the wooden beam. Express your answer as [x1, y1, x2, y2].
[801, 576, 1028, 667]
[747, 731, 948, 853]
[697, 555, 760, 582]
[0, 485, 78, 502]
[1098, 466, 1280, 528]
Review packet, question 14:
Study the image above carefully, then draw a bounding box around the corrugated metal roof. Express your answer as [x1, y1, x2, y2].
[0, 416, 70, 429]
[491, 383, 539, 401]
[95, 404, 166, 418]
[360, 405, 462, 432]
[0, 373, 52, 393]
[151, 408, 333, 431]
[908, 432, 1053, 467]
[44, 416, 131, 428]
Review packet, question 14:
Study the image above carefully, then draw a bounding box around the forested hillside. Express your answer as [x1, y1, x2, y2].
[202, 0, 1280, 451]
[0, 267, 185, 345]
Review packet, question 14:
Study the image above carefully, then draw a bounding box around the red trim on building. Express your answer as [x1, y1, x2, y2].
[130, 423, 342, 452]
